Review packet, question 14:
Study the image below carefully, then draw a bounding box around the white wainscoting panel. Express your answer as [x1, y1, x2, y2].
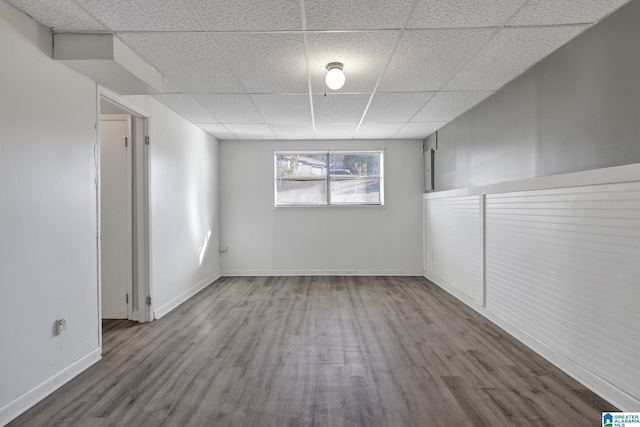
[485, 182, 640, 404]
[424, 195, 484, 305]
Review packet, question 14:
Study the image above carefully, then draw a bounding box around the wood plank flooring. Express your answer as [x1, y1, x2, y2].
[10, 276, 617, 426]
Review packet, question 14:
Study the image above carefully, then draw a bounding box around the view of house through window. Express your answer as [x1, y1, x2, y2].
[275, 151, 384, 206]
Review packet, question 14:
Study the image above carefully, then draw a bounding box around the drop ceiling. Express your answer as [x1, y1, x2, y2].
[5, 0, 631, 140]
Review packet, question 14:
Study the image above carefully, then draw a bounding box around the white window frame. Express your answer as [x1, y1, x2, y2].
[274, 150, 385, 207]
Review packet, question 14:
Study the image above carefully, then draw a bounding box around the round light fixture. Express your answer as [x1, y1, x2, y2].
[325, 62, 345, 90]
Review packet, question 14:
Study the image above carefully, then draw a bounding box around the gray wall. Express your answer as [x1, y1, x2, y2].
[433, 0, 640, 191]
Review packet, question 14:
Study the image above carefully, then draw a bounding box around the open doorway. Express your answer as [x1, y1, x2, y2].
[99, 95, 151, 332]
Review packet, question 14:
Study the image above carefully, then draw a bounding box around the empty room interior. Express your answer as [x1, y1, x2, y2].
[1, 0, 639, 425]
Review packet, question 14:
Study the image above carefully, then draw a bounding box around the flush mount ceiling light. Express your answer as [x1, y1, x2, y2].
[325, 62, 345, 90]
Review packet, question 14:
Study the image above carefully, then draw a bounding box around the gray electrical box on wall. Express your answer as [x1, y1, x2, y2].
[424, 132, 437, 193]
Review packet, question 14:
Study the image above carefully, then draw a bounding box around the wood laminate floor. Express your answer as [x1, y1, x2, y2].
[10, 276, 616, 426]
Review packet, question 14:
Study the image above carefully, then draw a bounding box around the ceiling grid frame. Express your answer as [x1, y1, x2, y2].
[7, 0, 633, 140]
[299, 0, 317, 137]
[402, 0, 531, 126]
[354, 0, 421, 138]
[179, 0, 273, 139]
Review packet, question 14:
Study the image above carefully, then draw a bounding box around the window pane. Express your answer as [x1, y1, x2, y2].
[329, 152, 383, 205]
[330, 177, 381, 204]
[275, 153, 327, 205]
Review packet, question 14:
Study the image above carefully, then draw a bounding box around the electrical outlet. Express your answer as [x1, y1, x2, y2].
[55, 318, 66, 335]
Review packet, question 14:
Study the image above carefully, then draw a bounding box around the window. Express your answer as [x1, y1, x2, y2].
[275, 150, 384, 206]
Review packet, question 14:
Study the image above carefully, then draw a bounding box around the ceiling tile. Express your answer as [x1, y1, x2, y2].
[197, 124, 236, 140]
[153, 94, 217, 123]
[443, 25, 588, 91]
[307, 31, 400, 93]
[225, 124, 276, 140]
[394, 122, 447, 139]
[7, 0, 628, 143]
[192, 94, 265, 123]
[120, 33, 243, 93]
[313, 94, 370, 124]
[250, 95, 312, 124]
[305, 0, 415, 30]
[363, 92, 434, 123]
[162, 78, 184, 94]
[212, 33, 307, 93]
[355, 123, 406, 139]
[409, 0, 527, 29]
[314, 124, 358, 139]
[411, 91, 494, 122]
[75, 0, 201, 31]
[5, 0, 106, 31]
[187, 0, 301, 31]
[379, 29, 496, 92]
[270, 124, 316, 140]
[508, 0, 630, 26]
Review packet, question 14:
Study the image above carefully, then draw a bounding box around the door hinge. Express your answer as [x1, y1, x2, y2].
[144, 136, 150, 146]
[146, 296, 151, 305]
[125, 293, 129, 304]
[125, 137, 128, 147]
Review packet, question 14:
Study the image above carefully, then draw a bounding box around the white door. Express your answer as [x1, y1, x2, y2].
[100, 116, 132, 319]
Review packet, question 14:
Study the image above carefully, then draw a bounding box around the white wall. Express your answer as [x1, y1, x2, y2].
[423, 164, 640, 411]
[121, 96, 221, 319]
[0, 2, 101, 423]
[220, 139, 424, 275]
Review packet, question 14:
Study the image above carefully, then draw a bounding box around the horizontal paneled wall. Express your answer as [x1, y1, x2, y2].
[423, 195, 483, 305]
[423, 164, 640, 411]
[486, 182, 640, 406]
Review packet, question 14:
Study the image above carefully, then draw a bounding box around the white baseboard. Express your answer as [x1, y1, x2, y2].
[424, 272, 640, 412]
[221, 269, 424, 277]
[153, 273, 221, 320]
[0, 348, 101, 426]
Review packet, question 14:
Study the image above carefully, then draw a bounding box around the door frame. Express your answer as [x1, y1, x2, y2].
[97, 87, 152, 346]
[100, 113, 134, 320]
